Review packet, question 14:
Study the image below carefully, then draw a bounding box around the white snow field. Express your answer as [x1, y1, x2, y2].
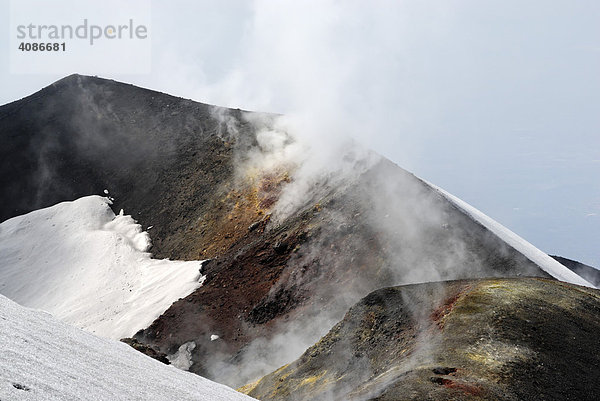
[428, 183, 595, 288]
[0, 294, 256, 401]
[0, 196, 204, 339]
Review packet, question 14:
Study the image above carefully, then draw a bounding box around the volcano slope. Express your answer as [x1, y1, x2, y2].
[242, 278, 600, 401]
[550, 256, 600, 287]
[0, 293, 256, 401]
[0, 75, 592, 387]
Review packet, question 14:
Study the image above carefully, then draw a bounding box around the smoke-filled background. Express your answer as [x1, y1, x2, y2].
[0, 2, 599, 397]
[192, 106, 547, 389]
[1, 0, 597, 267]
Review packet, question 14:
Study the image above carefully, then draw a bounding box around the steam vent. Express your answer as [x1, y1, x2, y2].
[1, 75, 598, 400]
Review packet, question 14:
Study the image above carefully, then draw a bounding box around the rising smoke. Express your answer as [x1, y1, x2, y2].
[202, 103, 538, 394]
[15, 2, 562, 399]
[173, 4, 551, 393]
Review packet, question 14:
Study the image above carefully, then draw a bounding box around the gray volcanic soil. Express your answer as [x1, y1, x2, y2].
[0, 75, 577, 388]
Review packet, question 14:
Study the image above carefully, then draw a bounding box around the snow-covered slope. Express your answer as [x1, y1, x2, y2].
[428, 183, 595, 288]
[0, 196, 204, 339]
[0, 294, 255, 401]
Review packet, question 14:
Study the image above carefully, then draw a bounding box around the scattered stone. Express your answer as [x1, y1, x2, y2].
[273, 241, 288, 254]
[430, 377, 451, 385]
[120, 338, 170, 365]
[12, 383, 30, 391]
[432, 367, 457, 375]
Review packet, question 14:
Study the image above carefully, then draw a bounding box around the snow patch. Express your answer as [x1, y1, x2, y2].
[0, 196, 205, 339]
[427, 183, 595, 288]
[0, 294, 255, 401]
[168, 341, 197, 371]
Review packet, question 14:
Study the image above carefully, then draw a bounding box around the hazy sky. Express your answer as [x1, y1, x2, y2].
[1, 0, 598, 266]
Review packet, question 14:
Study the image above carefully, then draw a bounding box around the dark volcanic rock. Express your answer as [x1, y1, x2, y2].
[120, 337, 170, 365]
[134, 155, 552, 386]
[1, 75, 563, 387]
[242, 278, 600, 401]
[0, 73, 264, 261]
